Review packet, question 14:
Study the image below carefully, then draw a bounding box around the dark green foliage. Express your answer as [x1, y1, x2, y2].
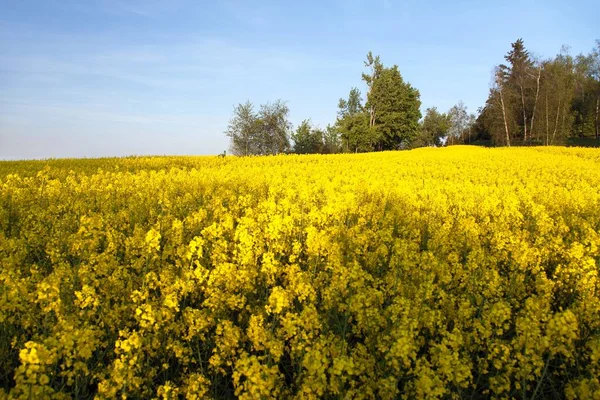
[474, 39, 600, 146]
[336, 87, 372, 152]
[225, 39, 600, 154]
[291, 120, 325, 154]
[413, 107, 450, 147]
[368, 66, 422, 149]
[572, 42, 600, 139]
[322, 124, 342, 154]
[336, 53, 422, 152]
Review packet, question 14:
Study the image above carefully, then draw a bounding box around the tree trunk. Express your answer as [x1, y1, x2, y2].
[595, 93, 600, 140]
[530, 67, 541, 144]
[561, 104, 567, 143]
[552, 98, 561, 145]
[578, 85, 586, 137]
[520, 85, 528, 144]
[545, 92, 549, 146]
[499, 88, 511, 147]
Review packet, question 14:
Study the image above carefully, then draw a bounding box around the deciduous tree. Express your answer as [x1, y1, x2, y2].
[292, 119, 325, 154]
[225, 100, 291, 155]
[414, 107, 450, 147]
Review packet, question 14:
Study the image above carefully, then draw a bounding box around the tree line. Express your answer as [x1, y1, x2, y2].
[225, 40, 600, 155]
[477, 39, 600, 146]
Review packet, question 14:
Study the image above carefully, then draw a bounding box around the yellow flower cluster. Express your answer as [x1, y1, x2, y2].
[1, 146, 599, 399]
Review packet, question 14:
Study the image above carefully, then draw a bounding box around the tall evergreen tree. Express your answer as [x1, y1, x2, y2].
[336, 53, 422, 152]
[363, 53, 422, 150]
[473, 39, 600, 146]
[499, 38, 535, 143]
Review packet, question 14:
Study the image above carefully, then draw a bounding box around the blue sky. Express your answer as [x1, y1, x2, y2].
[1, 0, 598, 159]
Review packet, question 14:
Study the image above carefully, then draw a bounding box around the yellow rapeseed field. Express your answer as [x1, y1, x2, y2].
[1, 146, 599, 399]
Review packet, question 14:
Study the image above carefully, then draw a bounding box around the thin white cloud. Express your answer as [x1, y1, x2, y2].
[1, 36, 354, 93]
[0, 9, 360, 159]
[100, 0, 190, 17]
[0, 100, 224, 128]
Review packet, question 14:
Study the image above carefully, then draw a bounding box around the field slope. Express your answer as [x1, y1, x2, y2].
[1, 146, 599, 399]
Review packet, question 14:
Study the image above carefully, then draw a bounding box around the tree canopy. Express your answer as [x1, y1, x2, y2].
[225, 100, 291, 156]
[414, 107, 450, 147]
[225, 40, 600, 155]
[474, 39, 600, 145]
[334, 52, 422, 152]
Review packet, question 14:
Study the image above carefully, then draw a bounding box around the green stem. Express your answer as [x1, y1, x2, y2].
[531, 355, 550, 400]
